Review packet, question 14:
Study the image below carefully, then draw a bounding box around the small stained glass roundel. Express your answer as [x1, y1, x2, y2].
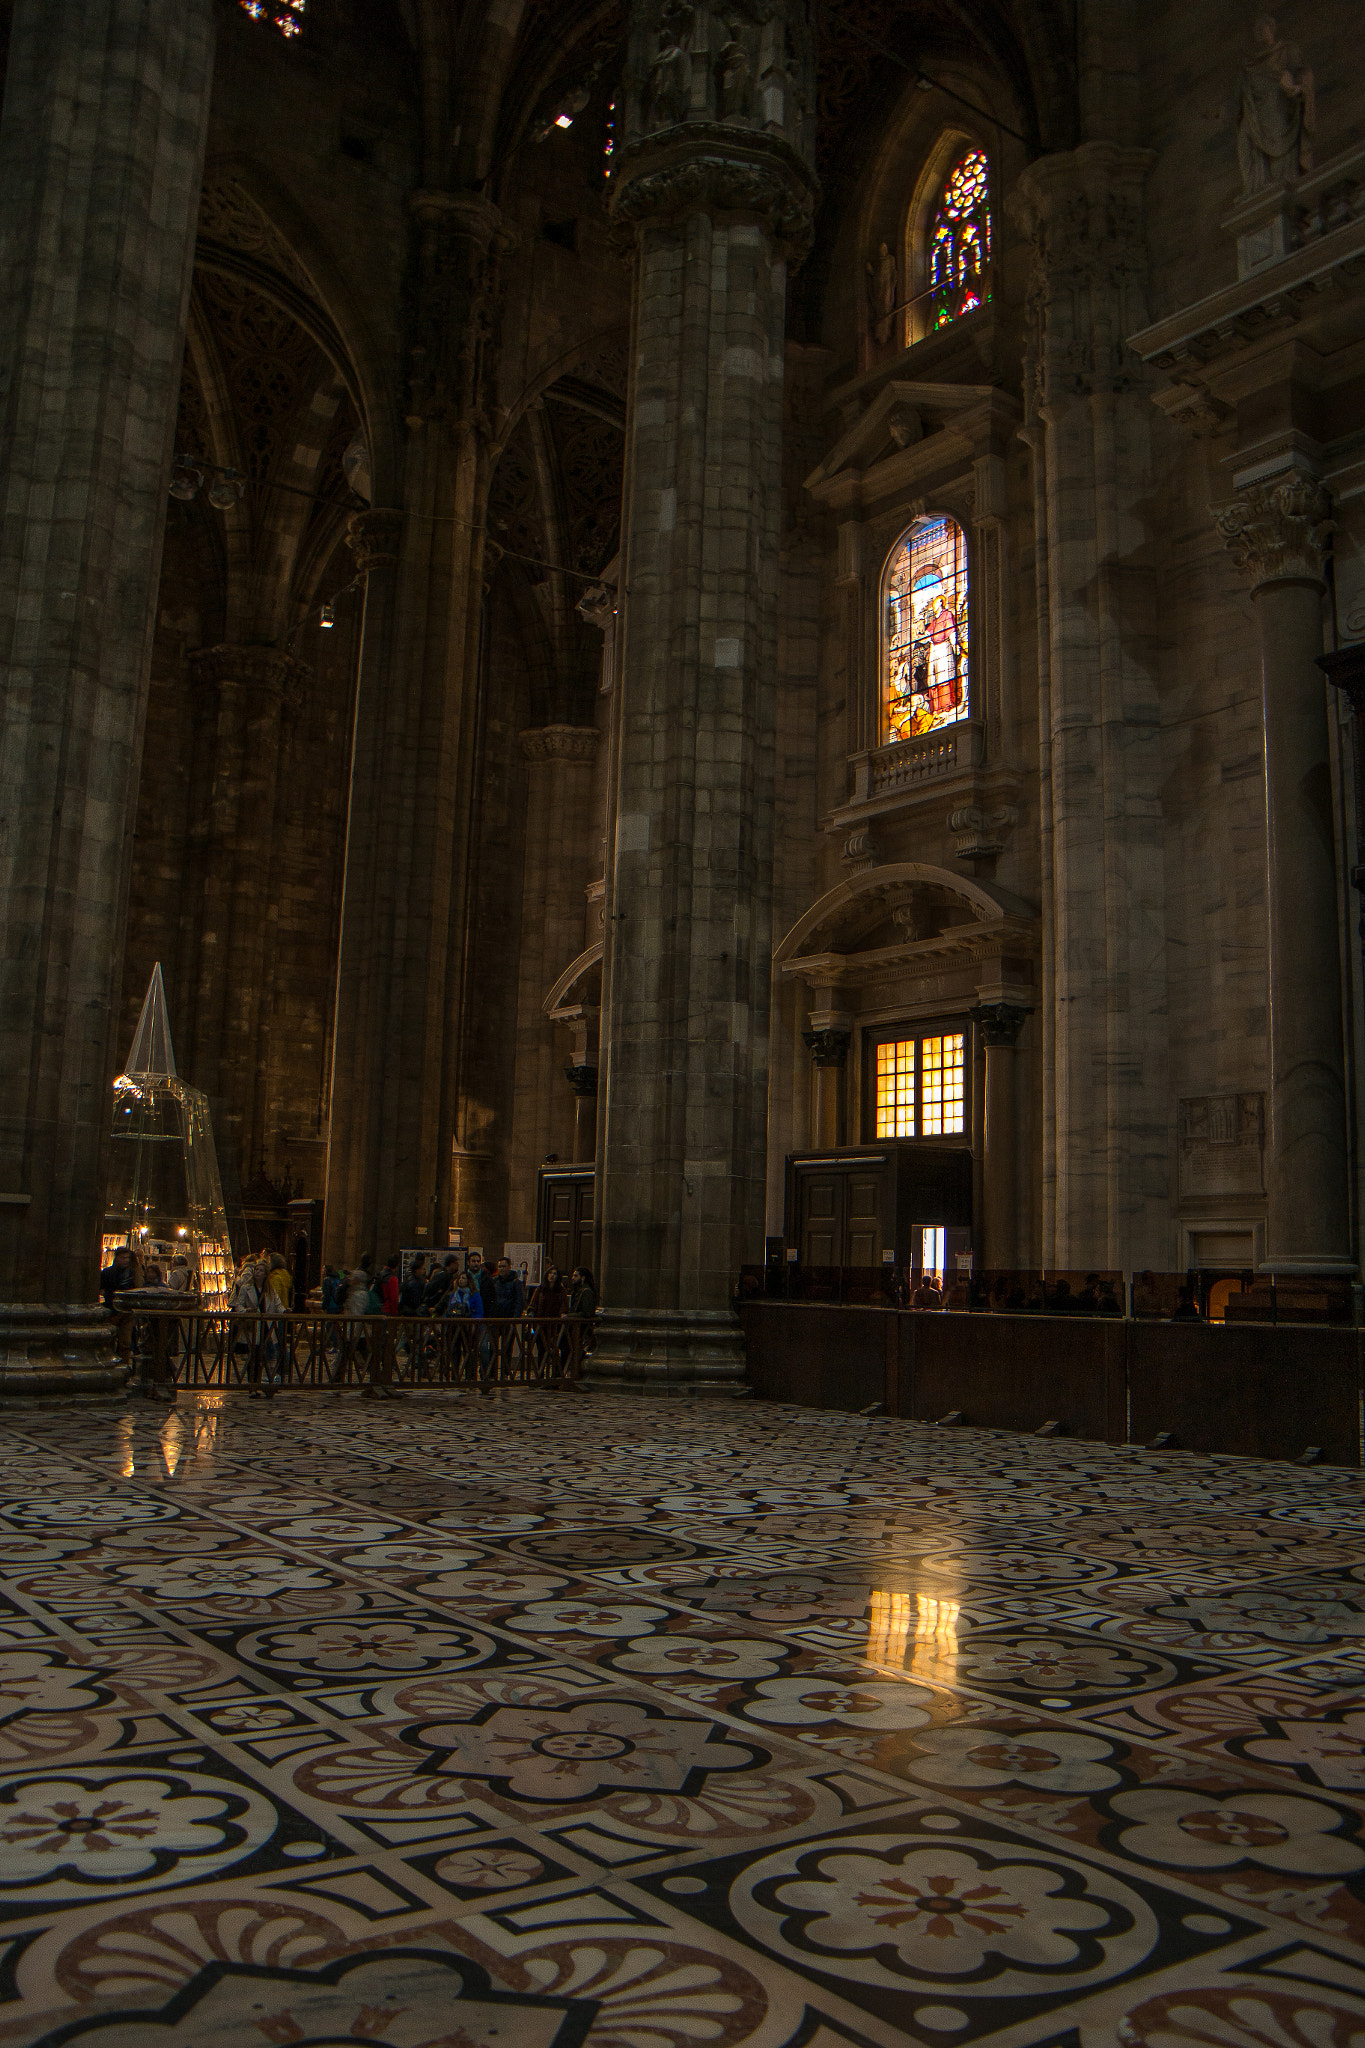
[239, 0, 306, 37]
[929, 149, 991, 330]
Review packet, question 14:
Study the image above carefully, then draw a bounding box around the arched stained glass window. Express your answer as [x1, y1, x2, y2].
[928, 149, 991, 330]
[883, 515, 970, 744]
[239, 0, 306, 36]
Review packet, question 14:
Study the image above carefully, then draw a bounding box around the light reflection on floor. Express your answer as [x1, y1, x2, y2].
[0, 1391, 1362, 2046]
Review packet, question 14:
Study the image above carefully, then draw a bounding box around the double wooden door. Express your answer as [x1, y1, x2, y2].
[539, 1168, 595, 1277]
[794, 1157, 886, 1266]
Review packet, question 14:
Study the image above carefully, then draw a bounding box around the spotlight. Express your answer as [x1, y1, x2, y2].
[169, 466, 201, 501]
[555, 113, 574, 128]
[206, 472, 243, 510]
[319, 604, 335, 629]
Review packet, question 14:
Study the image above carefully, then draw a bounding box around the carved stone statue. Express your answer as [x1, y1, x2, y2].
[645, 5, 693, 131]
[718, 32, 752, 120]
[866, 240, 897, 346]
[1237, 12, 1315, 193]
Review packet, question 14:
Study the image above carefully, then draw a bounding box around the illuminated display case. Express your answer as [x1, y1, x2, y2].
[102, 966, 235, 1307]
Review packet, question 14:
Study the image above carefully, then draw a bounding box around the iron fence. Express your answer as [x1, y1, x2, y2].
[118, 1310, 589, 1395]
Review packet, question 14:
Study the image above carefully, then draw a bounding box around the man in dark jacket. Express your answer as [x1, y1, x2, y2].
[492, 1258, 526, 1318]
[399, 1257, 427, 1316]
[98, 1246, 135, 1310]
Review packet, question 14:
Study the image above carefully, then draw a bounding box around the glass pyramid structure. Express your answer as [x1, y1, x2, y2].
[103, 966, 235, 1306]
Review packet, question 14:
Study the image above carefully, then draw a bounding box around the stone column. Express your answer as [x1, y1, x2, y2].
[970, 1002, 1029, 1273]
[0, 0, 214, 1386]
[802, 1025, 851, 1149]
[564, 1064, 599, 1163]
[325, 189, 513, 1268]
[587, 0, 818, 1393]
[184, 645, 306, 1189]
[1013, 145, 1170, 1272]
[507, 725, 600, 1229]
[1215, 479, 1352, 1271]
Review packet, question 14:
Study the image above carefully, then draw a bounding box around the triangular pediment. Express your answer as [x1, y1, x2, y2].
[806, 380, 998, 491]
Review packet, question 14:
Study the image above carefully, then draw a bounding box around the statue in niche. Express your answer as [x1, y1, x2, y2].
[645, 2, 693, 130]
[866, 241, 897, 346]
[1237, 12, 1315, 192]
[718, 31, 753, 119]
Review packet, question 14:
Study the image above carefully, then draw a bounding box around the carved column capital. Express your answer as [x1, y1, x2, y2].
[577, 583, 618, 633]
[408, 189, 515, 256]
[564, 1062, 599, 1098]
[1010, 143, 1154, 406]
[346, 508, 404, 574]
[519, 725, 601, 764]
[970, 1001, 1029, 1048]
[188, 642, 307, 698]
[802, 1027, 851, 1070]
[1214, 476, 1334, 593]
[1318, 643, 1365, 716]
[611, 137, 819, 261]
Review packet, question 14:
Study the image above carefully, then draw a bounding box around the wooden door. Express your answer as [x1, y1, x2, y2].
[799, 1172, 844, 1265]
[576, 1177, 595, 1276]
[845, 1171, 883, 1265]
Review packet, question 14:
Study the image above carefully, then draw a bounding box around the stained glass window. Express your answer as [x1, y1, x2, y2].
[929, 149, 991, 330]
[883, 514, 969, 743]
[239, 0, 306, 36]
[874, 1032, 966, 1140]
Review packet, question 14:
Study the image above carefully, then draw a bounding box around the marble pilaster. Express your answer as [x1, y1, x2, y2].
[0, 0, 214, 1385]
[1215, 478, 1352, 1271]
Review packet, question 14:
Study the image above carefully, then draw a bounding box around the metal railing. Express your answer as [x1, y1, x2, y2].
[118, 1310, 590, 1394]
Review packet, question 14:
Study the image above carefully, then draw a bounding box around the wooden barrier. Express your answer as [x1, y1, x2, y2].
[738, 1302, 1364, 1466]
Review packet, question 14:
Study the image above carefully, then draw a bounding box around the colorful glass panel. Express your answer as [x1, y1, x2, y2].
[239, 0, 306, 36]
[883, 514, 969, 743]
[920, 1034, 965, 1137]
[928, 149, 991, 330]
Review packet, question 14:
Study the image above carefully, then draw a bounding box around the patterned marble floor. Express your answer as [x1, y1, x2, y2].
[1, 1395, 1365, 2047]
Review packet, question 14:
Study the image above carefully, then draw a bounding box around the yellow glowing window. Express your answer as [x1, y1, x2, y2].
[921, 1034, 965, 1136]
[875, 1040, 916, 1138]
[874, 1031, 965, 1140]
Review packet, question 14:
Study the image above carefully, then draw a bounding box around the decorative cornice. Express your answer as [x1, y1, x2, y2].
[1213, 476, 1333, 593]
[969, 1001, 1030, 1048]
[519, 725, 601, 763]
[346, 508, 404, 574]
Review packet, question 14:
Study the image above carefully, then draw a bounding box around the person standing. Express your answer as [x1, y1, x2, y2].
[565, 1265, 596, 1378]
[527, 1263, 566, 1374]
[261, 1253, 291, 1397]
[399, 1257, 427, 1316]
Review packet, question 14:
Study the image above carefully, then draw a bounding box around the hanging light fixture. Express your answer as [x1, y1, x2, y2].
[168, 464, 201, 501]
[319, 604, 335, 629]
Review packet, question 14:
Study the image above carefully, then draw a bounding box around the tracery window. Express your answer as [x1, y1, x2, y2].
[928, 149, 991, 330]
[883, 514, 969, 744]
[239, 0, 306, 36]
[874, 1032, 966, 1139]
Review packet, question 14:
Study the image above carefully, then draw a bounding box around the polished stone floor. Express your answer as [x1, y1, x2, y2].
[2, 1393, 1365, 2047]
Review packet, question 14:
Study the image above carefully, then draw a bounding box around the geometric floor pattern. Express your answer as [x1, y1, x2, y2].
[2, 1391, 1365, 2046]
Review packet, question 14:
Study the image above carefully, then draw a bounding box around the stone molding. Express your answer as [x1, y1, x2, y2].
[969, 1001, 1030, 1048]
[188, 642, 308, 695]
[346, 507, 404, 574]
[802, 1027, 851, 1070]
[0, 1304, 125, 1393]
[519, 725, 601, 764]
[1213, 476, 1333, 592]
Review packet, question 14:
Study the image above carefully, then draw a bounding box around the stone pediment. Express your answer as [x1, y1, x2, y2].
[805, 380, 1001, 493]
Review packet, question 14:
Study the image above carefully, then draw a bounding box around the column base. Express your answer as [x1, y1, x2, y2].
[582, 1308, 751, 1397]
[0, 1306, 127, 1395]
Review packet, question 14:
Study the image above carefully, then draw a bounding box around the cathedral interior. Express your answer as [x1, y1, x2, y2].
[2, 0, 1365, 2038]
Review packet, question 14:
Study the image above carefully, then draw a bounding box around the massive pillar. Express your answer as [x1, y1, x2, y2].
[1013, 146, 1171, 1271]
[0, 0, 214, 1386]
[324, 189, 512, 1267]
[184, 644, 306, 1188]
[587, 0, 817, 1393]
[1216, 481, 1352, 1271]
